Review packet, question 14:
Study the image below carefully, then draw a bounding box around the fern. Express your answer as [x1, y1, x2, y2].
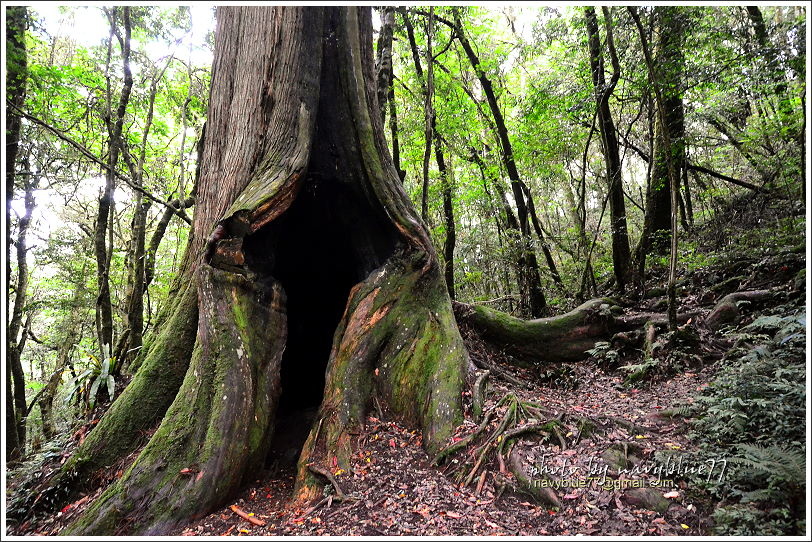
[729, 443, 806, 488]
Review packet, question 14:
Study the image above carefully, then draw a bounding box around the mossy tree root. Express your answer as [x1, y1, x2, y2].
[64, 266, 287, 535]
[13, 285, 198, 521]
[293, 249, 469, 501]
[454, 298, 617, 363]
[705, 289, 772, 331]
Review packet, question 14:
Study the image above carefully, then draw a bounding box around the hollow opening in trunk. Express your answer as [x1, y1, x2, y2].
[242, 166, 400, 469]
[240, 21, 404, 470]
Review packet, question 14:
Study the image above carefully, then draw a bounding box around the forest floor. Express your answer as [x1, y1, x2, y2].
[169, 361, 716, 536]
[8, 194, 806, 537]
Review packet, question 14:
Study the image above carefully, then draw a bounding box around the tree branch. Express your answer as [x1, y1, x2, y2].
[9, 103, 193, 224]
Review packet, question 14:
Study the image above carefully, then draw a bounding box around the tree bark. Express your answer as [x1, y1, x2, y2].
[584, 7, 632, 293]
[95, 7, 133, 363]
[63, 7, 469, 535]
[116, 65, 168, 370]
[454, 298, 616, 363]
[629, 7, 682, 331]
[379, 8, 406, 181]
[436, 136, 456, 299]
[5, 5, 28, 463]
[375, 7, 395, 127]
[635, 7, 686, 262]
[8, 168, 37, 461]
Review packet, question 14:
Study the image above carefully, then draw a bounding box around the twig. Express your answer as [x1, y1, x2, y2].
[229, 505, 265, 526]
[475, 470, 488, 496]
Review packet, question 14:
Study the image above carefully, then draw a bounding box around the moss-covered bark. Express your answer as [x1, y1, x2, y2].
[14, 284, 197, 518]
[294, 250, 468, 501]
[64, 266, 286, 535]
[62, 6, 469, 535]
[455, 298, 616, 363]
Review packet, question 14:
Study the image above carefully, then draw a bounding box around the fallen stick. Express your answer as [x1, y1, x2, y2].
[475, 470, 488, 496]
[230, 505, 265, 526]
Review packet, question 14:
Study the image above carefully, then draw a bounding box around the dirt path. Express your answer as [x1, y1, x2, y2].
[169, 353, 718, 536]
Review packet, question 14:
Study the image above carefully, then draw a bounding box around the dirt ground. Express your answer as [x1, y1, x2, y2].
[166, 355, 718, 537]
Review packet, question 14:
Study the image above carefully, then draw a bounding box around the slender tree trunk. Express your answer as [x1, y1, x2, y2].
[38, 282, 86, 440]
[629, 7, 681, 331]
[404, 10, 456, 298]
[6, 5, 28, 463]
[403, 9, 435, 223]
[379, 9, 406, 181]
[117, 70, 166, 370]
[62, 8, 468, 535]
[436, 136, 456, 298]
[462, 147, 530, 302]
[376, 7, 395, 127]
[8, 164, 37, 461]
[448, 9, 546, 316]
[96, 7, 133, 362]
[143, 197, 196, 289]
[746, 6, 793, 125]
[520, 182, 565, 290]
[584, 7, 632, 293]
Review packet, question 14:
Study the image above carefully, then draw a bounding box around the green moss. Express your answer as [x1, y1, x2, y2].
[468, 298, 614, 364]
[53, 284, 198, 507]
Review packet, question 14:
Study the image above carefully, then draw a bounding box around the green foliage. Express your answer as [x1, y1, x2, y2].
[65, 345, 118, 410]
[690, 305, 805, 535]
[585, 341, 620, 369]
[618, 358, 659, 384]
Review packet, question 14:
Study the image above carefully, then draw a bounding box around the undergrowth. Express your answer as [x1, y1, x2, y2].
[687, 302, 806, 535]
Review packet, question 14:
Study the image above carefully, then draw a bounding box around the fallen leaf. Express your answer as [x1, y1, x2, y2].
[445, 511, 463, 518]
[663, 491, 680, 499]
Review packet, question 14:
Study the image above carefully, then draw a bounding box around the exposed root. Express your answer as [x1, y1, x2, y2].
[471, 370, 490, 422]
[306, 465, 354, 502]
[705, 289, 772, 331]
[432, 393, 565, 503]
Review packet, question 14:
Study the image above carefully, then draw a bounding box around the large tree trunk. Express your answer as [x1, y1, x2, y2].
[64, 7, 468, 535]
